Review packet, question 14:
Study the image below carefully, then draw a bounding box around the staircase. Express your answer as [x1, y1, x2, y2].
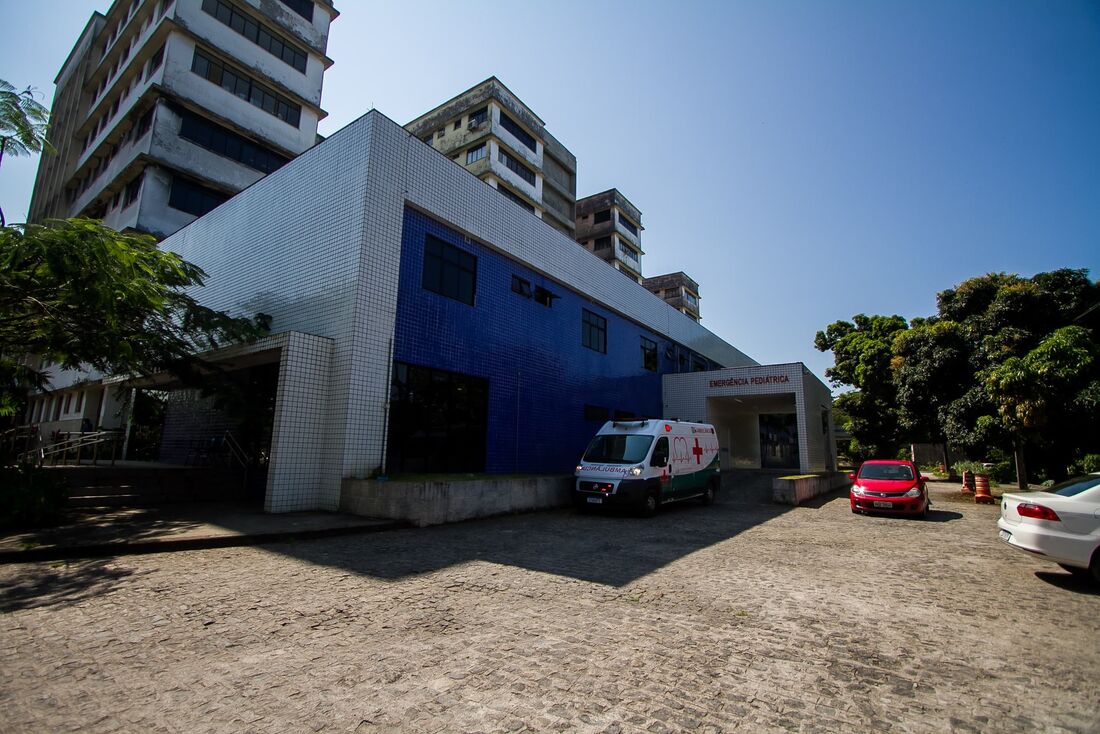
[55, 465, 253, 508]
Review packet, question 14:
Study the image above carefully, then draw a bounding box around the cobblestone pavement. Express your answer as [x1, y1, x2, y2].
[2, 477, 1098, 733]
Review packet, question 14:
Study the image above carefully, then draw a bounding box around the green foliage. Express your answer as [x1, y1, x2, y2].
[1069, 454, 1100, 475]
[952, 460, 987, 475]
[815, 315, 909, 458]
[0, 465, 67, 528]
[0, 78, 51, 227]
[818, 268, 1100, 483]
[0, 219, 267, 417]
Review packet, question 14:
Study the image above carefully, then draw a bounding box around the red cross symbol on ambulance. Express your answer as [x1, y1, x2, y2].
[692, 438, 704, 464]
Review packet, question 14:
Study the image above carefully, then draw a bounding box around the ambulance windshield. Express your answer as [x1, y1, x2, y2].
[582, 434, 654, 465]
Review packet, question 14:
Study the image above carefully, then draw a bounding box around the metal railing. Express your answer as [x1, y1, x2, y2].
[19, 430, 123, 467]
[186, 431, 248, 469]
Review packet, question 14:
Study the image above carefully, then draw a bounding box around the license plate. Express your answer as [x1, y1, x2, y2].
[873, 501, 893, 509]
[999, 529, 1011, 541]
[587, 497, 603, 504]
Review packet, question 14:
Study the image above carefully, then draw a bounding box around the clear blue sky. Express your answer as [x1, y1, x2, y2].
[2, 1, 1098, 383]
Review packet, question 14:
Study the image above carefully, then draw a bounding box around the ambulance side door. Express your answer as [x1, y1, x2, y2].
[650, 436, 672, 497]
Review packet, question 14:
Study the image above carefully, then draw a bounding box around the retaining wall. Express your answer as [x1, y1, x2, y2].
[772, 472, 850, 506]
[340, 476, 573, 527]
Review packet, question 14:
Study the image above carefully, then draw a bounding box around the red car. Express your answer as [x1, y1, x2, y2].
[849, 460, 930, 518]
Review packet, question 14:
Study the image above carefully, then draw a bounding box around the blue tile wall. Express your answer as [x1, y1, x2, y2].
[393, 207, 717, 474]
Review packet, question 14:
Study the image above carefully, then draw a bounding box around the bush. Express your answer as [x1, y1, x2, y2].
[952, 460, 987, 475]
[0, 465, 68, 529]
[1069, 453, 1100, 477]
[989, 461, 1015, 484]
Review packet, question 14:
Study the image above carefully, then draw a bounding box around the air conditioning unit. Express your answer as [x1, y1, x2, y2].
[468, 118, 485, 130]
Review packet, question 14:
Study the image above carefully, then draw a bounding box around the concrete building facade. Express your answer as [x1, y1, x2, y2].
[404, 78, 578, 239]
[28, 0, 337, 239]
[141, 109, 756, 511]
[664, 363, 837, 474]
[643, 271, 701, 322]
[575, 188, 645, 283]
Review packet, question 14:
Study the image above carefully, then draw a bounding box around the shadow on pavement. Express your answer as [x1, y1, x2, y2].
[268, 471, 812, 588]
[1034, 570, 1100, 596]
[0, 559, 148, 613]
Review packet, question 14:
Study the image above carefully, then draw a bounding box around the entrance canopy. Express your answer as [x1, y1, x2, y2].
[663, 363, 835, 473]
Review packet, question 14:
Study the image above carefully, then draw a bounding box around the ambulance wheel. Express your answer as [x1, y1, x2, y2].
[639, 490, 659, 518]
[701, 477, 718, 506]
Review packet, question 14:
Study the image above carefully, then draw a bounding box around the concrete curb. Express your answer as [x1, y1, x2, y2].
[0, 519, 411, 564]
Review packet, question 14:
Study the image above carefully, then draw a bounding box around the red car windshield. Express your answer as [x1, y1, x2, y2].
[859, 464, 914, 481]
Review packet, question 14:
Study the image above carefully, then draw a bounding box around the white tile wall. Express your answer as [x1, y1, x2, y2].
[664, 363, 835, 473]
[156, 109, 765, 511]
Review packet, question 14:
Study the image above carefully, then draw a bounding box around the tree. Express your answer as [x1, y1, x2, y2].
[0, 79, 51, 227]
[814, 314, 909, 459]
[891, 318, 971, 470]
[986, 326, 1100, 485]
[817, 268, 1100, 487]
[0, 218, 266, 417]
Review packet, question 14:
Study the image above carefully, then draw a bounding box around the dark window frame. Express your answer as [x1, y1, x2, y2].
[178, 106, 289, 173]
[422, 234, 477, 306]
[641, 337, 658, 372]
[202, 0, 308, 73]
[498, 111, 537, 152]
[168, 175, 229, 217]
[594, 209, 611, 224]
[466, 143, 486, 164]
[278, 0, 314, 21]
[584, 405, 609, 422]
[618, 213, 639, 236]
[497, 148, 536, 186]
[511, 275, 532, 298]
[582, 309, 607, 354]
[191, 49, 302, 127]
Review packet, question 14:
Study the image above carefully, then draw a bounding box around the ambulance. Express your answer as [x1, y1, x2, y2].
[574, 419, 722, 516]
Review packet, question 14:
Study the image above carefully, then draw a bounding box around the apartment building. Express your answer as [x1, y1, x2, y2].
[642, 272, 701, 322]
[28, 0, 336, 239]
[404, 77, 578, 238]
[575, 188, 645, 283]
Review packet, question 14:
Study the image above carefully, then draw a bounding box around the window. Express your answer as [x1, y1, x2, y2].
[168, 175, 228, 216]
[466, 143, 486, 164]
[422, 134, 433, 145]
[684, 291, 699, 307]
[469, 107, 488, 127]
[422, 234, 477, 306]
[641, 337, 657, 371]
[191, 49, 301, 127]
[594, 209, 611, 224]
[584, 405, 609, 422]
[146, 45, 164, 79]
[498, 184, 535, 213]
[178, 107, 289, 173]
[651, 436, 669, 467]
[134, 106, 154, 138]
[498, 149, 535, 186]
[202, 0, 308, 73]
[499, 111, 536, 152]
[122, 172, 143, 207]
[618, 243, 640, 265]
[582, 434, 653, 464]
[582, 309, 607, 353]
[453, 120, 460, 131]
[594, 236, 611, 250]
[279, 0, 314, 21]
[618, 213, 639, 236]
[511, 275, 532, 297]
[534, 285, 557, 307]
[387, 363, 488, 474]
